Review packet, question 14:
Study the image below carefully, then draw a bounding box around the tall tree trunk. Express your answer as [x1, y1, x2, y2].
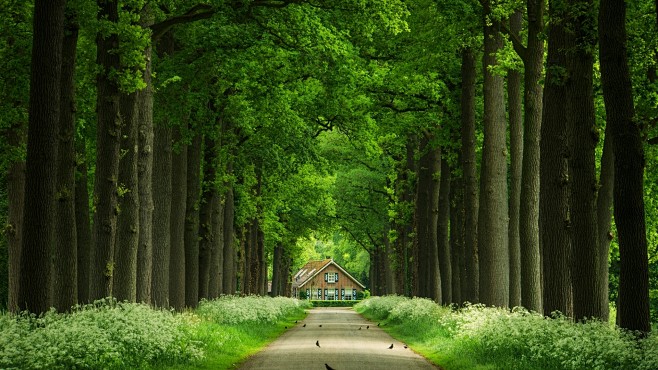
[18, 0, 66, 313]
[437, 156, 452, 305]
[222, 168, 236, 295]
[258, 229, 266, 295]
[271, 243, 284, 296]
[599, 0, 651, 334]
[152, 123, 172, 307]
[541, 1, 573, 317]
[6, 122, 26, 313]
[415, 137, 441, 301]
[565, 0, 602, 320]
[198, 137, 217, 300]
[507, 10, 523, 309]
[184, 134, 202, 307]
[460, 47, 479, 304]
[449, 161, 464, 305]
[478, 3, 510, 307]
[136, 39, 155, 304]
[113, 93, 139, 303]
[596, 125, 614, 321]
[75, 140, 92, 305]
[169, 124, 187, 309]
[519, 0, 545, 313]
[90, 0, 121, 300]
[208, 178, 223, 299]
[53, 13, 79, 312]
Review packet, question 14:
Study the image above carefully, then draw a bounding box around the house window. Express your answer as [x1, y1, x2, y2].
[352, 289, 357, 299]
[327, 272, 336, 283]
[318, 289, 322, 300]
[324, 288, 328, 300]
[334, 289, 338, 300]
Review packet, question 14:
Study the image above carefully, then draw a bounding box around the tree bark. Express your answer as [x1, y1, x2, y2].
[222, 170, 236, 295]
[152, 122, 172, 307]
[184, 133, 202, 307]
[541, 0, 573, 317]
[507, 10, 523, 309]
[460, 47, 479, 304]
[478, 2, 510, 307]
[208, 190, 224, 299]
[437, 156, 452, 304]
[565, 0, 603, 320]
[599, 0, 651, 334]
[136, 41, 155, 304]
[596, 124, 614, 322]
[449, 161, 464, 305]
[18, 0, 66, 313]
[90, 0, 122, 300]
[53, 12, 79, 312]
[75, 138, 92, 304]
[169, 124, 187, 309]
[6, 122, 26, 313]
[519, 0, 544, 313]
[198, 137, 217, 300]
[113, 93, 139, 303]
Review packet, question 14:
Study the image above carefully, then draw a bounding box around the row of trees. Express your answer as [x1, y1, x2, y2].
[0, 0, 656, 337]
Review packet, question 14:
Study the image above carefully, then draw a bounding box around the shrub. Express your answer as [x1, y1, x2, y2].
[196, 295, 310, 325]
[0, 298, 203, 370]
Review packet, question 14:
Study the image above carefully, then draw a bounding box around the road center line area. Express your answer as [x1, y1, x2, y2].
[238, 307, 439, 370]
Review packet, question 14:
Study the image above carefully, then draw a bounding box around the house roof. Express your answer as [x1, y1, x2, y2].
[292, 258, 366, 289]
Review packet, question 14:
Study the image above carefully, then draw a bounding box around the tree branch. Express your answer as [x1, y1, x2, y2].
[150, 4, 215, 41]
[499, 20, 527, 63]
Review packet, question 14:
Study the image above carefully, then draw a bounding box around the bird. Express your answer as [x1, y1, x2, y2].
[319, 324, 322, 327]
[316, 340, 321, 348]
[388, 343, 394, 349]
[325, 364, 335, 370]
[303, 323, 306, 327]
[366, 325, 369, 329]
[403, 344, 408, 349]
[295, 320, 298, 323]
[378, 323, 381, 327]
[284, 326, 287, 329]
[358, 326, 362, 330]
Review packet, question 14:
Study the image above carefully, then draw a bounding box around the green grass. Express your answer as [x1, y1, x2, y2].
[355, 296, 658, 370]
[157, 310, 306, 370]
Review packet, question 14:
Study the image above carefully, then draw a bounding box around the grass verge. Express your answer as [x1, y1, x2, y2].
[355, 296, 658, 370]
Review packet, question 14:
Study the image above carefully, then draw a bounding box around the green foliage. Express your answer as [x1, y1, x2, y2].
[309, 300, 361, 307]
[0, 298, 203, 370]
[356, 295, 658, 370]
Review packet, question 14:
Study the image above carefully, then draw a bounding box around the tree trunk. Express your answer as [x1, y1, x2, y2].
[565, 0, 603, 320]
[53, 13, 79, 312]
[152, 123, 172, 307]
[596, 124, 614, 321]
[460, 47, 479, 304]
[18, 0, 66, 313]
[599, 0, 651, 334]
[75, 138, 92, 304]
[113, 93, 139, 303]
[6, 122, 26, 313]
[169, 124, 187, 309]
[507, 10, 523, 309]
[208, 184, 223, 299]
[184, 133, 202, 307]
[271, 243, 284, 296]
[415, 137, 441, 301]
[222, 170, 236, 295]
[437, 156, 452, 305]
[90, 0, 121, 301]
[519, 0, 545, 313]
[198, 137, 217, 300]
[541, 1, 573, 317]
[136, 40, 155, 304]
[478, 3, 510, 307]
[449, 161, 464, 305]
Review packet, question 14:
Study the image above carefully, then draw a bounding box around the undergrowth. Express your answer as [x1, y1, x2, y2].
[355, 295, 658, 370]
[0, 296, 310, 370]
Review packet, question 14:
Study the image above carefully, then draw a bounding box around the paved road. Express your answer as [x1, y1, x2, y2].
[237, 307, 440, 370]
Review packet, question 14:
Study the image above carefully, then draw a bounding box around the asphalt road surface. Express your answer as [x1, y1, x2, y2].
[237, 307, 440, 370]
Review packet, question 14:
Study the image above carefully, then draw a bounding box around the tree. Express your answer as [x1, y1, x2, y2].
[599, 0, 651, 333]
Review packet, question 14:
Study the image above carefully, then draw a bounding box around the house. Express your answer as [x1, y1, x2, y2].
[291, 257, 366, 300]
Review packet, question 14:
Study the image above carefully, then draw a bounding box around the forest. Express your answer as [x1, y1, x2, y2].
[0, 0, 657, 339]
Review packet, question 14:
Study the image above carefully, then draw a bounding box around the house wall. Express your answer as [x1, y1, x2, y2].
[300, 266, 362, 300]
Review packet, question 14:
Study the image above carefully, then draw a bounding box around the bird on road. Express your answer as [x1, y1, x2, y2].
[325, 364, 335, 370]
[319, 324, 322, 327]
[295, 320, 298, 323]
[403, 344, 408, 349]
[388, 343, 394, 349]
[378, 323, 381, 327]
[366, 325, 369, 329]
[316, 340, 321, 348]
[303, 324, 306, 327]
[358, 326, 362, 330]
